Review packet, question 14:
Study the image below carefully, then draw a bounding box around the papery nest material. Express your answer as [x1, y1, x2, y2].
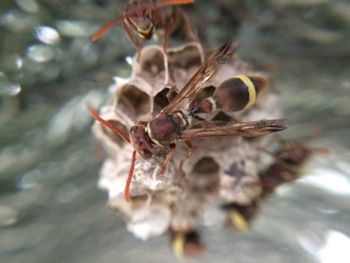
[92, 42, 283, 240]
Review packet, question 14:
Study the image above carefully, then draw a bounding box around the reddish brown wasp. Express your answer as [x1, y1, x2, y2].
[88, 42, 288, 201]
[92, 0, 196, 84]
[260, 141, 328, 194]
[92, 0, 195, 51]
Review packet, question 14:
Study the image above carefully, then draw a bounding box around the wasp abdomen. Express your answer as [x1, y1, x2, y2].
[197, 74, 266, 114]
[215, 74, 266, 112]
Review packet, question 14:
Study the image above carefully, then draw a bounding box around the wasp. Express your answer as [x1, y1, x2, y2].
[219, 143, 312, 232]
[92, 0, 195, 51]
[92, 0, 196, 85]
[88, 42, 288, 202]
[260, 141, 328, 194]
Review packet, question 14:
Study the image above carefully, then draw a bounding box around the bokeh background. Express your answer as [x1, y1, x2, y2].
[1, 0, 349, 262]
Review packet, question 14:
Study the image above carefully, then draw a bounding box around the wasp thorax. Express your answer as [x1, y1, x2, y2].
[147, 113, 183, 147]
[130, 125, 154, 159]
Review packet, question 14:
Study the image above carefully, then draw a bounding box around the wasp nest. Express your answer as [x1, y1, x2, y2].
[92, 42, 285, 247]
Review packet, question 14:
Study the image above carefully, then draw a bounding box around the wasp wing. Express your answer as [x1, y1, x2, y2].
[180, 119, 287, 141]
[162, 42, 237, 113]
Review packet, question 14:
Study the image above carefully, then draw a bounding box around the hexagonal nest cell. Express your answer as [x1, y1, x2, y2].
[153, 88, 170, 114]
[168, 43, 203, 69]
[91, 42, 290, 247]
[135, 46, 165, 76]
[116, 84, 151, 119]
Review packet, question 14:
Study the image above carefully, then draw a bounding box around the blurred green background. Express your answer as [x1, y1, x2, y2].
[1, 0, 349, 262]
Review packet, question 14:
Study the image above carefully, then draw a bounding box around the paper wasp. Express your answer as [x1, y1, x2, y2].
[92, 0, 195, 51]
[92, 0, 196, 85]
[88, 42, 287, 202]
[260, 141, 328, 194]
[219, 142, 309, 232]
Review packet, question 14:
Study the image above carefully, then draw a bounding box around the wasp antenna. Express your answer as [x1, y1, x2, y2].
[124, 150, 137, 202]
[92, 17, 124, 41]
[310, 146, 330, 155]
[156, 0, 194, 9]
[86, 104, 131, 143]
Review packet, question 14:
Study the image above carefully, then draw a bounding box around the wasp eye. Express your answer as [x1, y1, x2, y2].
[130, 126, 138, 134]
[142, 149, 152, 159]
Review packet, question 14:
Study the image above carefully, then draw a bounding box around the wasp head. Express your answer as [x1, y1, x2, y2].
[129, 12, 155, 39]
[129, 124, 154, 159]
[137, 18, 155, 39]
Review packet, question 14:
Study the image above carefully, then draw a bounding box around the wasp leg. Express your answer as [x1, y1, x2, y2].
[162, 8, 180, 87]
[179, 140, 193, 173]
[162, 44, 172, 88]
[164, 75, 178, 103]
[124, 150, 137, 202]
[184, 140, 193, 158]
[159, 143, 176, 174]
[136, 37, 145, 62]
[123, 23, 142, 61]
[177, 7, 198, 42]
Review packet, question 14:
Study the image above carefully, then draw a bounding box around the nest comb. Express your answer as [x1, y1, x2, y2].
[92, 42, 283, 241]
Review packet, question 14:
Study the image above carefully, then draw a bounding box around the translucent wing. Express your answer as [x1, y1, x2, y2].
[162, 42, 237, 113]
[180, 119, 288, 141]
